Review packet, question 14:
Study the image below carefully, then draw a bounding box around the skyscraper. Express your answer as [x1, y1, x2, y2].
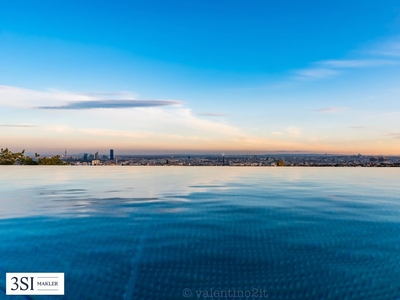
[110, 149, 114, 161]
[94, 151, 99, 160]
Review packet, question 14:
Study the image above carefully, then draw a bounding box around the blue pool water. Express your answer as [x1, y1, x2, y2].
[0, 167, 400, 299]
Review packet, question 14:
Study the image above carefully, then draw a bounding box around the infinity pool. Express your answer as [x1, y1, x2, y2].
[0, 167, 399, 299]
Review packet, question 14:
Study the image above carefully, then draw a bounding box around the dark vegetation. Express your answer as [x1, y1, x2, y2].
[0, 148, 68, 165]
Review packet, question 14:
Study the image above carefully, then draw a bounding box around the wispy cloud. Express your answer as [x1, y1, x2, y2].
[0, 85, 142, 108]
[270, 127, 301, 138]
[314, 107, 348, 113]
[365, 111, 400, 119]
[369, 38, 400, 57]
[384, 132, 400, 138]
[0, 85, 246, 139]
[0, 85, 183, 110]
[296, 68, 339, 79]
[74, 92, 139, 99]
[319, 59, 396, 68]
[37, 100, 183, 110]
[295, 58, 398, 80]
[197, 112, 230, 117]
[0, 124, 37, 127]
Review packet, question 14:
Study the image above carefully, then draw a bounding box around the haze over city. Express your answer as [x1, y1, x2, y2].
[1, 1, 400, 155]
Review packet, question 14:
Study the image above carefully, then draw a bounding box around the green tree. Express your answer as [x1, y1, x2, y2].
[1, 148, 69, 165]
[0, 148, 26, 165]
[38, 155, 68, 165]
[22, 156, 38, 165]
[277, 159, 285, 166]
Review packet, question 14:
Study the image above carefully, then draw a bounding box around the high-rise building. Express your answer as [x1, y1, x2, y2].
[110, 149, 114, 161]
[94, 151, 99, 160]
[83, 153, 88, 161]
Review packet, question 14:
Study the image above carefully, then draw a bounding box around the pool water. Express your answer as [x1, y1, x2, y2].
[0, 167, 399, 299]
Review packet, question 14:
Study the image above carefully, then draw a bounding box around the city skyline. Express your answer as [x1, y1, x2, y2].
[1, 1, 400, 155]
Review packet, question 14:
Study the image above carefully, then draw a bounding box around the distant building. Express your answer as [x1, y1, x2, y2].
[92, 160, 101, 166]
[110, 149, 114, 161]
[88, 154, 94, 161]
[83, 153, 88, 161]
[94, 151, 99, 160]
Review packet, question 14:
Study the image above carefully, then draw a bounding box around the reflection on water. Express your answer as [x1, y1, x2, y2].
[0, 167, 400, 299]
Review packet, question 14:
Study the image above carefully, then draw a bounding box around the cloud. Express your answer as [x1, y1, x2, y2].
[0, 124, 37, 127]
[0, 85, 182, 110]
[286, 126, 302, 137]
[73, 92, 139, 99]
[37, 100, 183, 110]
[196, 112, 230, 117]
[314, 107, 348, 113]
[369, 38, 400, 57]
[0, 85, 247, 140]
[318, 59, 396, 68]
[384, 132, 400, 138]
[0, 85, 151, 108]
[365, 111, 400, 119]
[294, 57, 398, 80]
[161, 108, 243, 136]
[296, 68, 339, 79]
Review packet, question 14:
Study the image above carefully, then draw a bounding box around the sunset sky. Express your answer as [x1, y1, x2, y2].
[1, 0, 400, 155]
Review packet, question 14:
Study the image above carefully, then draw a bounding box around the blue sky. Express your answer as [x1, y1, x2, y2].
[1, 0, 400, 155]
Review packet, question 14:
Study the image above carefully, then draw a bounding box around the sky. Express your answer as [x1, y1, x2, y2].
[1, 0, 400, 155]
